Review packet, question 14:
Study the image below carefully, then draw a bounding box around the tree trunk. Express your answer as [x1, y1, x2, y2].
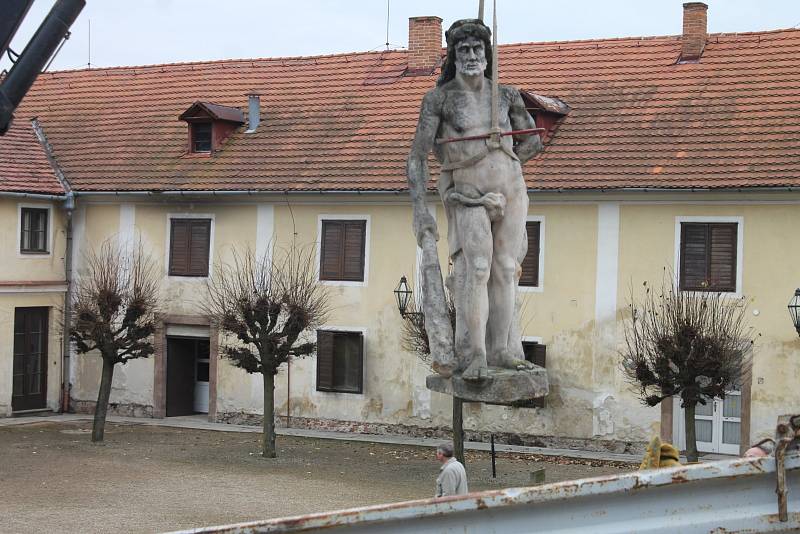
[262, 371, 276, 458]
[684, 402, 699, 463]
[92, 357, 115, 443]
[453, 397, 465, 466]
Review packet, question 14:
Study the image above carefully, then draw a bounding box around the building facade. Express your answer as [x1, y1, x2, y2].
[3, 3, 799, 454]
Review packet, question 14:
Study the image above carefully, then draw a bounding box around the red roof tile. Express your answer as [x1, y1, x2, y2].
[9, 28, 800, 192]
[0, 120, 64, 195]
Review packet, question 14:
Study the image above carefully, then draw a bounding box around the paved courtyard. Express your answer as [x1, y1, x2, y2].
[0, 420, 634, 533]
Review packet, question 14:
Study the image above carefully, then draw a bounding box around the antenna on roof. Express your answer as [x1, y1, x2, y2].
[385, 0, 390, 50]
[87, 18, 91, 68]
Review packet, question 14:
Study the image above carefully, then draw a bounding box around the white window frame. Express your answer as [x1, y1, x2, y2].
[312, 325, 367, 398]
[165, 213, 215, 280]
[17, 202, 53, 258]
[519, 215, 545, 293]
[673, 216, 744, 297]
[316, 214, 371, 287]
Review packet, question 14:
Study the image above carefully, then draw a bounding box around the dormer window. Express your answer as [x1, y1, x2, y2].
[520, 91, 570, 143]
[179, 102, 245, 155]
[192, 122, 212, 153]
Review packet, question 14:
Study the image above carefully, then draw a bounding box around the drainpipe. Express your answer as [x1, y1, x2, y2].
[60, 191, 74, 412]
[32, 117, 74, 413]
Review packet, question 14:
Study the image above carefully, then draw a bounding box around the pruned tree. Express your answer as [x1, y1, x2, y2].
[621, 275, 755, 462]
[204, 245, 330, 458]
[400, 292, 456, 362]
[71, 240, 160, 442]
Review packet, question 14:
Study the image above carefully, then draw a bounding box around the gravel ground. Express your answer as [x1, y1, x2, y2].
[0, 421, 635, 533]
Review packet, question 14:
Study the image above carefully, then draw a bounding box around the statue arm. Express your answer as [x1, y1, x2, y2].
[407, 89, 443, 245]
[509, 89, 544, 165]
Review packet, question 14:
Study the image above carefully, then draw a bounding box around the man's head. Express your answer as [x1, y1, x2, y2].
[436, 442, 455, 463]
[437, 19, 492, 86]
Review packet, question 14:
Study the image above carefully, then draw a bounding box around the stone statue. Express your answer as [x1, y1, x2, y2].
[407, 18, 544, 383]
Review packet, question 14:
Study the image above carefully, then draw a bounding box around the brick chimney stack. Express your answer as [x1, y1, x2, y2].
[681, 2, 708, 61]
[407, 16, 443, 75]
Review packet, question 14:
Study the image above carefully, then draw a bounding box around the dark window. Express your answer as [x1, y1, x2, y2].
[679, 222, 737, 292]
[319, 220, 367, 282]
[169, 219, 211, 277]
[20, 208, 48, 253]
[192, 122, 212, 152]
[316, 330, 364, 394]
[516, 341, 546, 408]
[519, 221, 541, 287]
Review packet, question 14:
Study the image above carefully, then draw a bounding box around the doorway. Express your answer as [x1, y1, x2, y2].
[166, 337, 209, 416]
[12, 307, 49, 412]
[675, 387, 743, 455]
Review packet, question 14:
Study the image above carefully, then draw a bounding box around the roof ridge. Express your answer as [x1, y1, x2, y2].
[500, 27, 800, 49]
[41, 27, 800, 76]
[41, 48, 407, 75]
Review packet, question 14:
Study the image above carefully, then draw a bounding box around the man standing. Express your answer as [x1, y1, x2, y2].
[435, 442, 468, 497]
[407, 18, 543, 381]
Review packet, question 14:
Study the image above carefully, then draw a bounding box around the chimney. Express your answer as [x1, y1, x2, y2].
[245, 93, 260, 133]
[681, 2, 708, 61]
[407, 16, 443, 75]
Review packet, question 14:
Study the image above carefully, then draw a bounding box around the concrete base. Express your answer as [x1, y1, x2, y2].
[426, 366, 549, 404]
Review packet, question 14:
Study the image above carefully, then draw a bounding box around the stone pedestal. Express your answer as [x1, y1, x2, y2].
[426, 366, 548, 404]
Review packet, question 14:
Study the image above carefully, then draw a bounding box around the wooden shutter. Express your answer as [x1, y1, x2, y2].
[519, 221, 540, 287]
[169, 219, 210, 276]
[342, 221, 366, 281]
[348, 332, 364, 394]
[169, 220, 191, 275]
[316, 329, 335, 391]
[680, 223, 737, 292]
[320, 221, 344, 280]
[523, 342, 546, 408]
[188, 220, 211, 276]
[709, 224, 737, 291]
[319, 220, 366, 282]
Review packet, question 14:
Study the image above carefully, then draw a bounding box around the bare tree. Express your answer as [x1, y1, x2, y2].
[204, 245, 330, 458]
[621, 275, 755, 462]
[70, 240, 160, 442]
[400, 292, 456, 363]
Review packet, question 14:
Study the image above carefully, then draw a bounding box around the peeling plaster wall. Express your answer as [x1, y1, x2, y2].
[618, 202, 800, 446]
[0, 198, 66, 416]
[64, 194, 800, 451]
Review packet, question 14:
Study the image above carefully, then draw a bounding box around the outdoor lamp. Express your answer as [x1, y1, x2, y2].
[789, 288, 800, 336]
[394, 276, 412, 317]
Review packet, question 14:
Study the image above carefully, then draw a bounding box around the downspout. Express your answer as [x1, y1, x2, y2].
[61, 191, 73, 412]
[31, 117, 74, 413]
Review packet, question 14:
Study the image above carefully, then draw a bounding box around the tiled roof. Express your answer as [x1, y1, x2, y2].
[10, 28, 800, 192]
[0, 120, 64, 195]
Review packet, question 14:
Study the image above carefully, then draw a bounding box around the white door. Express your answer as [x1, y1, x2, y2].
[675, 387, 742, 455]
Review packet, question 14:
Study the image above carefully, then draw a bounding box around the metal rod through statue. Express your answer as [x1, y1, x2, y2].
[435, 127, 545, 145]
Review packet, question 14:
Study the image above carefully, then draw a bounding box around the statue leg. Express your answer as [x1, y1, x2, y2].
[448, 252, 470, 373]
[455, 204, 492, 381]
[486, 184, 529, 369]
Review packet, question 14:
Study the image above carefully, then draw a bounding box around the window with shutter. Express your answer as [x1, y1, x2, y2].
[169, 218, 211, 277]
[316, 330, 363, 394]
[515, 341, 546, 408]
[679, 222, 737, 292]
[20, 207, 49, 253]
[519, 221, 541, 287]
[319, 219, 367, 282]
[192, 122, 212, 153]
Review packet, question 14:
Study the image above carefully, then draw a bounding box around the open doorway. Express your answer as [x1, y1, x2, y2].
[166, 337, 210, 416]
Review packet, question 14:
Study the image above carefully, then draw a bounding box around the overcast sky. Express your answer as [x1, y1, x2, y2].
[2, 1, 798, 72]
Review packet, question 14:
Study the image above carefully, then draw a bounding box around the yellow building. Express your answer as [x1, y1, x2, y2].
[3, 4, 799, 455]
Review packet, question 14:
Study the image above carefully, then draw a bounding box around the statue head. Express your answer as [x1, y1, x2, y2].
[437, 19, 493, 87]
